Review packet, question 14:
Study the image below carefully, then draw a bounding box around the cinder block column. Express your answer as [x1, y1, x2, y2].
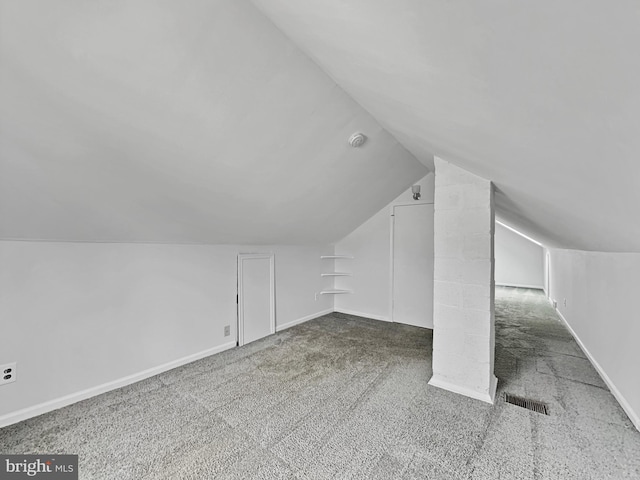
[428, 157, 497, 403]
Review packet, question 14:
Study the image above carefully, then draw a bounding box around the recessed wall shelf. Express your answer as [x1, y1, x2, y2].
[321, 272, 352, 277]
[320, 255, 354, 259]
[320, 290, 352, 295]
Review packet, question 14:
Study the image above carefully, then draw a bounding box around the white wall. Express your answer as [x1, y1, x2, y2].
[333, 173, 434, 321]
[549, 248, 640, 430]
[0, 241, 333, 424]
[495, 223, 544, 289]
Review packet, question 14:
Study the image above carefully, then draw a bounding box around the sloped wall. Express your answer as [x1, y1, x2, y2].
[251, 0, 640, 253]
[0, 0, 426, 245]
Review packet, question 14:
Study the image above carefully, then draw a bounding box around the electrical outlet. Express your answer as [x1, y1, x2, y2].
[224, 325, 230, 337]
[314, 292, 318, 301]
[0, 362, 16, 386]
[563, 298, 567, 307]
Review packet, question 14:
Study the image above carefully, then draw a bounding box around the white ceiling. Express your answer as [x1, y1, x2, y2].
[0, 0, 427, 244]
[252, 0, 640, 252]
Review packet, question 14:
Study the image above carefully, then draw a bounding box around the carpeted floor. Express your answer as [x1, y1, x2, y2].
[1, 287, 639, 479]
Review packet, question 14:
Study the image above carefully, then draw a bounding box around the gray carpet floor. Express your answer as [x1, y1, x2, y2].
[1, 287, 639, 479]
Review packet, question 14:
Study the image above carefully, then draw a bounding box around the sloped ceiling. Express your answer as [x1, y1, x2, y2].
[252, 0, 640, 252]
[0, 0, 427, 244]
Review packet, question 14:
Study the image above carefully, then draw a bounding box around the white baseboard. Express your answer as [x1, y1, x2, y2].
[496, 282, 544, 290]
[334, 308, 390, 322]
[276, 308, 333, 332]
[428, 374, 498, 405]
[555, 308, 640, 432]
[0, 341, 236, 429]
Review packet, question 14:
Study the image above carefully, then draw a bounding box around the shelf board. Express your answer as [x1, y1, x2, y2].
[321, 272, 352, 277]
[320, 290, 352, 295]
[320, 255, 354, 259]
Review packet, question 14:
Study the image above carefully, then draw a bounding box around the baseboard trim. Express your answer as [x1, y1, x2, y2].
[496, 283, 544, 290]
[334, 308, 390, 322]
[428, 374, 498, 405]
[555, 308, 640, 432]
[0, 341, 237, 428]
[276, 309, 333, 332]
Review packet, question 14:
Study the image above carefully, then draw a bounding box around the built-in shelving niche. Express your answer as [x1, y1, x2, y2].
[320, 255, 353, 295]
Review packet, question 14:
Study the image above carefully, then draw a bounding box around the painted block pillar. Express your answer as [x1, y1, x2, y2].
[428, 157, 497, 404]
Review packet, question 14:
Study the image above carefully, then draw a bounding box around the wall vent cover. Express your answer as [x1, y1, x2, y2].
[504, 393, 549, 415]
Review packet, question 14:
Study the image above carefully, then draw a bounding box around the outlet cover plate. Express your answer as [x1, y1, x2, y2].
[0, 362, 17, 386]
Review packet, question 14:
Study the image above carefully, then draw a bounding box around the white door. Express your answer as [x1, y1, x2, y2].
[238, 254, 275, 346]
[392, 204, 434, 328]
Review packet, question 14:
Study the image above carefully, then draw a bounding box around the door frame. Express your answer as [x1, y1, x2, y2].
[389, 202, 435, 324]
[237, 253, 275, 347]
[545, 250, 551, 298]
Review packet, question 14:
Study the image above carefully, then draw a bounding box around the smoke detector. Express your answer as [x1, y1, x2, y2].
[348, 132, 366, 148]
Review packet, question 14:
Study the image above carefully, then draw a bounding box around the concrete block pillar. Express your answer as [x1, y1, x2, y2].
[428, 156, 497, 404]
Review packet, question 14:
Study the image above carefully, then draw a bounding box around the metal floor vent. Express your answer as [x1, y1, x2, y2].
[504, 393, 549, 415]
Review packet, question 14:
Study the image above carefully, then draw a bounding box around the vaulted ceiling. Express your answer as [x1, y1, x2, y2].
[252, 0, 640, 252]
[0, 0, 426, 244]
[2, 1, 639, 251]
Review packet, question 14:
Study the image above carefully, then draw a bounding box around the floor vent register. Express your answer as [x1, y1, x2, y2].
[504, 393, 550, 415]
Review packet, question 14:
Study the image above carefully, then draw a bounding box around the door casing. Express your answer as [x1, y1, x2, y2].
[390, 203, 435, 328]
[237, 253, 275, 346]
